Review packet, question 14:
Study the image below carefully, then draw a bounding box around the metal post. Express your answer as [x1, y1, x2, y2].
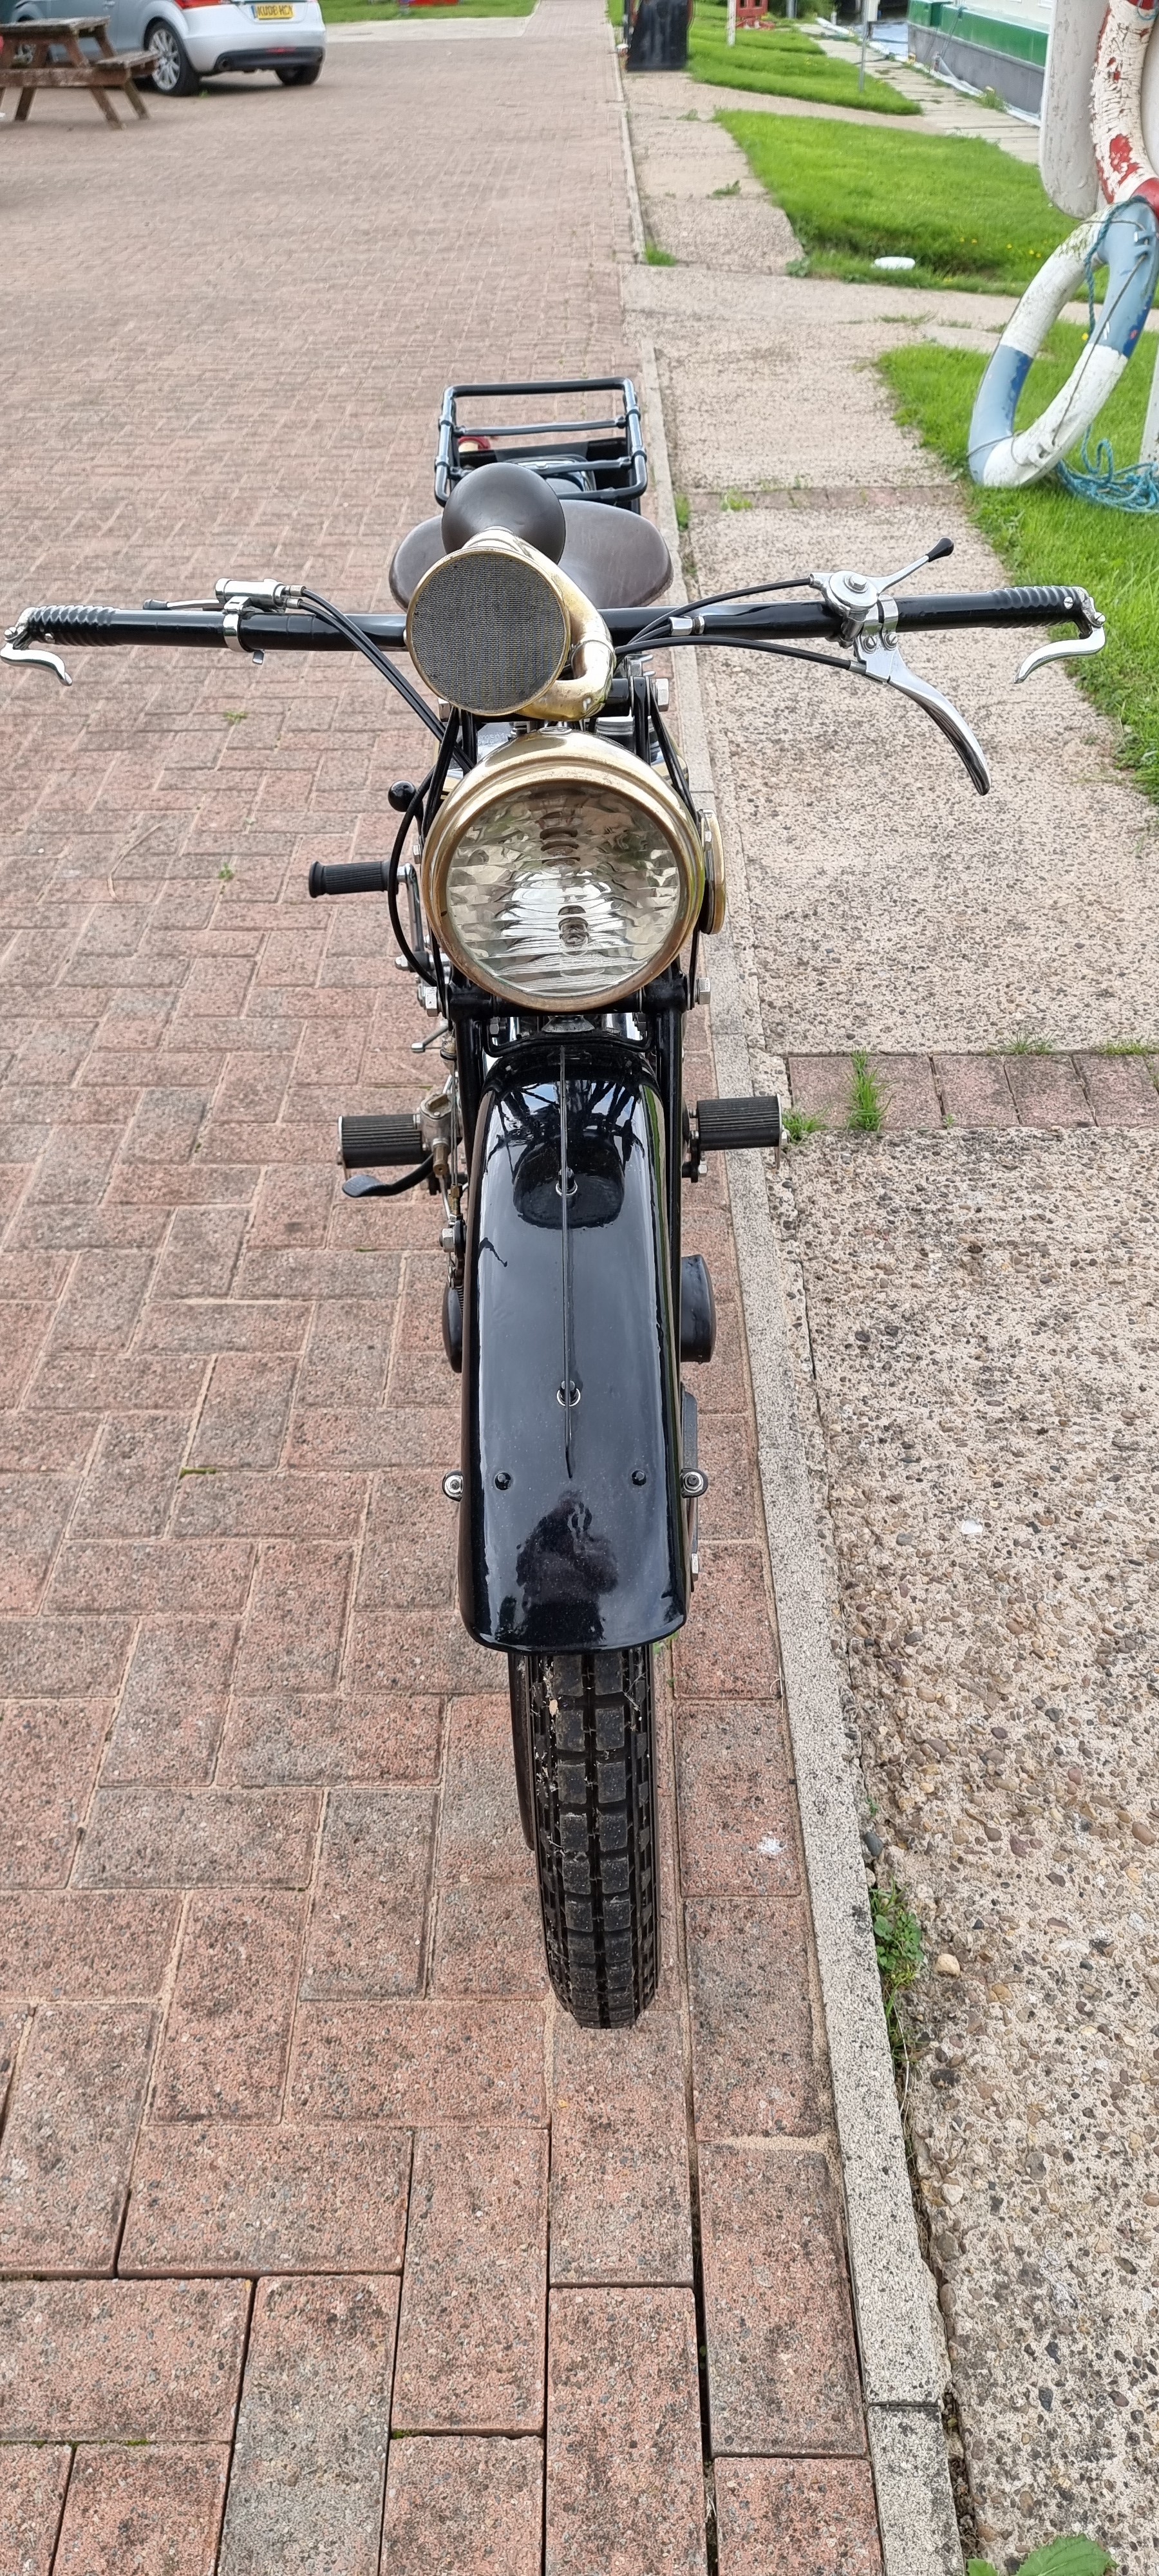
[859, 5, 868, 88]
[727, 0, 736, 44]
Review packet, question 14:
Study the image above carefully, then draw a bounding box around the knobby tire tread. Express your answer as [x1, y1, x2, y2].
[510, 1646, 659, 2029]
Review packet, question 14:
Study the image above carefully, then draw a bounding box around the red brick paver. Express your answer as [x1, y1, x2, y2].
[382, 2435, 543, 2574]
[393, 2128, 549, 2432]
[699, 2148, 863, 2454]
[53, 2444, 229, 2576]
[0, 2444, 71, 2576]
[0, 2, 876, 2566]
[0, 2280, 250, 2441]
[216, 2274, 397, 2573]
[0, 2001, 155, 2273]
[715, 2458, 883, 2576]
[547, 2288, 705, 2574]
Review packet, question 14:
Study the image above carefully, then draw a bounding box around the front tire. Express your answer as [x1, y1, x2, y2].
[509, 1647, 659, 2029]
[276, 59, 321, 82]
[145, 19, 200, 95]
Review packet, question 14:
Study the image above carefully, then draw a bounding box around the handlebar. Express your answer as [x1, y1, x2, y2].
[308, 858, 389, 898]
[4, 586, 1098, 659]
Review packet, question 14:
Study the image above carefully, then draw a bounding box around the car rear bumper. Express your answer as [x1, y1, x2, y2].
[177, 5, 326, 72]
[209, 41, 323, 64]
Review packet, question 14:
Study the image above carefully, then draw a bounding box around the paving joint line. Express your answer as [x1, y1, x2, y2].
[615, 53, 963, 2575]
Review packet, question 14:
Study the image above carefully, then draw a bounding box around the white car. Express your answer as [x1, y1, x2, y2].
[131, 0, 326, 92]
[0, 0, 327, 93]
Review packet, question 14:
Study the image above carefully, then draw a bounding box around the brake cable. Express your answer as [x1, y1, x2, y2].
[386, 775, 435, 983]
[297, 584, 444, 740]
[623, 571, 816, 660]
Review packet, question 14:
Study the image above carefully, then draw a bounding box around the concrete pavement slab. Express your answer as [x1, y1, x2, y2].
[637, 68, 1159, 2564]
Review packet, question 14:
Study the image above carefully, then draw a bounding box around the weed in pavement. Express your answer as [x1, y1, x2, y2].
[870, 1879, 923, 2070]
[847, 1050, 885, 1133]
[645, 240, 677, 267]
[881, 330, 1159, 803]
[969, 2542, 1115, 2576]
[782, 1106, 825, 1144]
[674, 492, 691, 531]
[1003, 1034, 1054, 1055]
[722, 111, 1069, 290]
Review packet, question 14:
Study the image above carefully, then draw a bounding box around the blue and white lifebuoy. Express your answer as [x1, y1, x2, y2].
[968, 194, 1159, 486]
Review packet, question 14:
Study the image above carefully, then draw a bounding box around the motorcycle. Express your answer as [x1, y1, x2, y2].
[3, 373, 1105, 2027]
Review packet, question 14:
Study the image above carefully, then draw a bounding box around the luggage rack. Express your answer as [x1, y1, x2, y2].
[434, 375, 648, 512]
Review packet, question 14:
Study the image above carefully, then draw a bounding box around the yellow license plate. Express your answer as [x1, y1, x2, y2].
[255, 7, 295, 18]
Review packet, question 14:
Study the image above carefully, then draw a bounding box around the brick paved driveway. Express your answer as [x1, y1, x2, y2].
[0, 6, 880, 2566]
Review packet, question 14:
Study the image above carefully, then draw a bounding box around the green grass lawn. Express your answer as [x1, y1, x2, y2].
[688, 0, 914, 115]
[609, 0, 913, 111]
[321, 0, 533, 23]
[721, 109, 1071, 290]
[881, 330, 1159, 798]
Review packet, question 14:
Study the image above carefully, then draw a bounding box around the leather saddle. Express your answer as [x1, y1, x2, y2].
[388, 460, 672, 614]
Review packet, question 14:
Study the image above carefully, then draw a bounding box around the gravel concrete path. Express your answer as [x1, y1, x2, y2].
[0, 8, 882, 2573]
[624, 73, 1159, 2573]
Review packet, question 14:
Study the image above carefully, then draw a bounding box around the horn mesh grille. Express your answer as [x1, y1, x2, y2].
[408, 551, 569, 717]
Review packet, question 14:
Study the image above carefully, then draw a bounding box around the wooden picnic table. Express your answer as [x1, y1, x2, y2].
[0, 14, 155, 124]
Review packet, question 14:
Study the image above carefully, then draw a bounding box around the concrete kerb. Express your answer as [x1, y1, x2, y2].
[615, 49, 963, 2576]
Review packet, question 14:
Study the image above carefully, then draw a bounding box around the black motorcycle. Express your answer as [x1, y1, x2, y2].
[3, 373, 1104, 2027]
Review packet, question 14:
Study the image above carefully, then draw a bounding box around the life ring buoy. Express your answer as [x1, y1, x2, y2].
[1092, 0, 1159, 211]
[968, 196, 1159, 486]
[969, 0, 1159, 488]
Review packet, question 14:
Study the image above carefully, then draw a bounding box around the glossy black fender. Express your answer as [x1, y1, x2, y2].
[458, 1039, 688, 1653]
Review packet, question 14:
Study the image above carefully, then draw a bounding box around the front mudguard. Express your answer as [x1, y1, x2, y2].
[458, 1042, 688, 1654]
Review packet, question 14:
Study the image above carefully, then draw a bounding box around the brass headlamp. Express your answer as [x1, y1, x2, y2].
[421, 730, 707, 1014]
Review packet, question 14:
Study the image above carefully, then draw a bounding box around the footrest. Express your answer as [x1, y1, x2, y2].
[337, 1112, 421, 1170]
[695, 1094, 781, 1153]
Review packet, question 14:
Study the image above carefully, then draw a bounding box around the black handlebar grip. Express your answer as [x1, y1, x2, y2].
[308, 859, 389, 899]
[15, 604, 117, 645]
[984, 585, 1091, 620]
[894, 586, 1095, 634]
[338, 1113, 422, 1170]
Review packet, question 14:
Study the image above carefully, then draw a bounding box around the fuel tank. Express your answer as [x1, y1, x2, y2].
[458, 1039, 688, 1654]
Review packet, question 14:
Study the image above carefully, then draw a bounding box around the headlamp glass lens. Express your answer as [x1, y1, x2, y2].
[441, 779, 686, 1007]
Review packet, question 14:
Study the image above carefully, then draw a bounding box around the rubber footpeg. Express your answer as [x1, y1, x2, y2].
[696, 1094, 781, 1153]
[338, 1112, 421, 1170]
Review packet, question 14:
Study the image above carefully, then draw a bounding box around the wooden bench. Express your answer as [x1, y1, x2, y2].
[0, 15, 155, 124]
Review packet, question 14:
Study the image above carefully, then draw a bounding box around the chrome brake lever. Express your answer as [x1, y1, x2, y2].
[852, 605, 991, 797]
[1, 634, 72, 687]
[1015, 592, 1105, 685]
[811, 538, 989, 794]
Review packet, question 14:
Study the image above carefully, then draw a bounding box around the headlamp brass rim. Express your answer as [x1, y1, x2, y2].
[699, 809, 727, 937]
[420, 731, 706, 1014]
